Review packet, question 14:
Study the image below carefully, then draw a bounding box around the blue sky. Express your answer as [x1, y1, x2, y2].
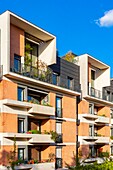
[1, 0, 113, 76]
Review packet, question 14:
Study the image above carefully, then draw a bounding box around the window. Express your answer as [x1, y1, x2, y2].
[111, 93, 113, 102]
[89, 124, 94, 136]
[14, 54, 21, 72]
[111, 109, 113, 119]
[18, 148, 24, 160]
[18, 118, 24, 133]
[106, 91, 110, 101]
[52, 73, 59, 85]
[18, 87, 25, 101]
[56, 122, 62, 143]
[25, 39, 38, 67]
[56, 147, 62, 168]
[111, 146, 113, 155]
[89, 103, 94, 114]
[56, 96, 62, 118]
[91, 70, 95, 88]
[111, 127, 113, 136]
[67, 77, 73, 90]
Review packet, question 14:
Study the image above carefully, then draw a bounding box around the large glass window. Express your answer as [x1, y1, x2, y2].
[25, 40, 38, 68]
[52, 73, 59, 85]
[14, 55, 21, 72]
[18, 118, 24, 133]
[18, 87, 25, 101]
[18, 148, 24, 160]
[56, 97, 62, 118]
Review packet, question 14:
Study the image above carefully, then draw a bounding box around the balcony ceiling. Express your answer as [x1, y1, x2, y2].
[10, 12, 55, 42]
[88, 55, 109, 70]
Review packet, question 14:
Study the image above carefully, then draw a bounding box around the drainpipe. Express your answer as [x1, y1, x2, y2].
[76, 95, 80, 167]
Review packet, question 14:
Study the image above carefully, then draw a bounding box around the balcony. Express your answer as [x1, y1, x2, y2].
[89, 87, 102, 100]
[2, 99, 55, 117]
[28, 103, 55, 116]
[95, 116, 109, 124]
[83, 114, 98, 120]
[29, 134, 55, 144]
[10, 63, 81, 93]
[95, 136, 109, 144]
[88, 87, 113, 104]
[83, 136, 97, 141]
[2, 133, 55, 145]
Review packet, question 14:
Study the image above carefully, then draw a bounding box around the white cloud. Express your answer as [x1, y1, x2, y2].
[96, 9, 113, 27]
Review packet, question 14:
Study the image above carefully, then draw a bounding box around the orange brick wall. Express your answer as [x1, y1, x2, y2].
[0, 113, 17, 133]
[98, 106, 110, 117]
[63, 96, 76, 119]
[10, 24, 24, 68]
[97, 125, 110, 137]
[62, 121, 76, 142]
[41, 146, 55, 160]
[0, 145, 17, 165]
[49, 92, 56, 107]
[102, 145, 110, 153]
[0, 80, 17, 100]
[62, 146, 76, 167]
[78, 100, 89, 114]
[79, 122, 89, 136]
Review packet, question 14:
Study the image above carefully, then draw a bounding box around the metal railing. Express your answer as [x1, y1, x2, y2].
[89, 87, 102, 99]
[10, 63, 81, 93]
[88, 87, 113, 102]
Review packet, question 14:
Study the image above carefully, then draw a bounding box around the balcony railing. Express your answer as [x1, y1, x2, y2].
[89, 87, 102, 99]
[10, 63, 81, 92]
[88, 87, 112, 102]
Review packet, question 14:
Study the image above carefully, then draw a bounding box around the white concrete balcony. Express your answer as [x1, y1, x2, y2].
[2, 99, 55, 116]
[83, 136, 97, 141]
[28, 104, 55, 116]
[0, 162, 55, 170]
[95, 136, 109, 144]
[2, 99, 32, 108]
[79, 136, 109, 145]
[83, 114, 98, 120]
[95, 116, 109, 124]
[29, 134, 54, 144]
[2, 133, 55, 145]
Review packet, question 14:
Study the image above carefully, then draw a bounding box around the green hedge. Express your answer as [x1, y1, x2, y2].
[69, 161, 113, 170]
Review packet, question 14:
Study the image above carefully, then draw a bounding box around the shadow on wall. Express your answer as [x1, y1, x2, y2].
[0, 149, 11, 166]
[65, 146, 89, 168]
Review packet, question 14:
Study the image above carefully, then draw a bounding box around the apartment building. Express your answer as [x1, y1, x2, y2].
[0, 11, 81, 169]
[77, 54, 112, 158]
